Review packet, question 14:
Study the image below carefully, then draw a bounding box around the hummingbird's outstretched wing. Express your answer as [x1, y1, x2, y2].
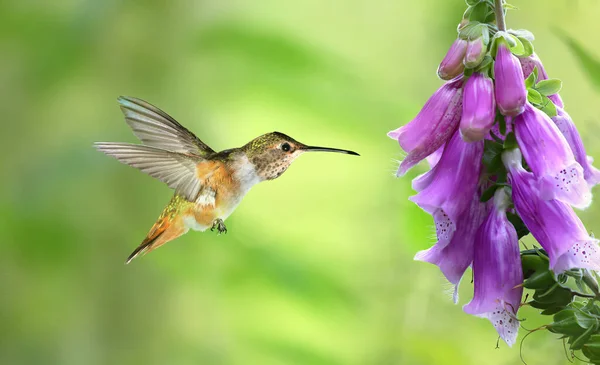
[94, 142, 213, 201]
[117, 96, 215, 157]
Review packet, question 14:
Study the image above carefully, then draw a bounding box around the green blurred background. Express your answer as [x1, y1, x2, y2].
[2, 1, 600, 364]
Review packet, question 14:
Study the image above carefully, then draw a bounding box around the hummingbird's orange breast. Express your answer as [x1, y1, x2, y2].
[185, 160, 246, 229]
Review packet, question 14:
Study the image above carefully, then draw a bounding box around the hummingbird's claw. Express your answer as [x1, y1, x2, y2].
[211, 219, 227, 235]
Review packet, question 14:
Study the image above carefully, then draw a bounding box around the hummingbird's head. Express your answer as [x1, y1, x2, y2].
[243, 132, 359, 180]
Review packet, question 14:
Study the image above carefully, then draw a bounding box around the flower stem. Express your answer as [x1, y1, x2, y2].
[583, 271, 600, 299]
[494, 0, 507, 31]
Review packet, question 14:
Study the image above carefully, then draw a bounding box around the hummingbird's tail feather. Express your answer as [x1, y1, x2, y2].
[125, 195, 192, 264]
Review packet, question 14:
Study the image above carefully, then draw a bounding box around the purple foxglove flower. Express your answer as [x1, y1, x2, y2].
[415, 191, 488, 303]
[494, 43, 527, 116]
[438, 39, 468, 80]
[464, 38, 486, 69]
[552, 107, 600, 187]
[410, 130, 484, 245]
[425, 144, 445, 168]
[514, 103, 591, 209]
[519, 53, 564, 108]
[503, 149, 600, 273]
[388, 78, 463, 176]
[460, 73, 496, 142]
[463, 188, 523, 347]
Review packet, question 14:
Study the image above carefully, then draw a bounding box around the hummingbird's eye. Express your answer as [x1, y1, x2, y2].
[281, 143, 291, 152]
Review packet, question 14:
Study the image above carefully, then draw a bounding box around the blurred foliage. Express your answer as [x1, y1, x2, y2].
[1, 1, 600, 364]
[557, 29, 600, 92]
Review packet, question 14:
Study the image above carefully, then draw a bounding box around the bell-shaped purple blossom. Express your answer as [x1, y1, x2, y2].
[552, 107, 600, 187]
[438, 39, 467, 80]
[460, 73, 496, 142]
[519, 53, 564, 108]
[425, 144, 445, 169]
[503, 149, 600, 273]
[388, 78, 463, 176]
[463, 188, 523, 347]
[514, 103, 591, 209]
[410, 130, 484, 246]
[415, 191, 488, 303]
[494, 42, 527, 116]
[464, 38, 487, 69]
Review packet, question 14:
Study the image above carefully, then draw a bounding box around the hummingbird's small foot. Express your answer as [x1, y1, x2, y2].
[210, 219, 227, 234]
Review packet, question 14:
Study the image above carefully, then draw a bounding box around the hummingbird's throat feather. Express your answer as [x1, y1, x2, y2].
[232, 155, 263, 191]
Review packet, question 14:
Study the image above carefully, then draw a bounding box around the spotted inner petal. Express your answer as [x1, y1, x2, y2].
[482, 304, 519, 347]
[553, 239, 600, 273]
[539, 163, 591, 209]
[434, 208, 455, 246]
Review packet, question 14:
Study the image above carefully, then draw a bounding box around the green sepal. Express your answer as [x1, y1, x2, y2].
[521, 253, 548, 273]
[484, 10, 496, 24]
[541, 306, 566, 316]
[519, 37, 535, 57]
[524, 70, 537, 88]
[498, 113, 506, 135]
[508, 212, 530, 239]
[474, 55, 493, 74]
[548, 309, 585, 336]
[459, 22, 489, 41]
[529, 300, 556, 310]
[536, 79, 562, 96]
[575, 311, 600, 329]
[483, 139, 503, 161]
[463, 67, 474, 78]
[582, 336, 600, 360]
[572, 324, 597, 350]
[523, 270, 555, 289]
[503, 131, 518, 150]
[469, 2, 491, 23]
[480, 185, 497, 202]
[509, 28, 535, 41]
[465, 0, 479, 5]
[527, 88, 543, 105]
[533, 284, 573, 305]
[491, 33, 512, 58]
[539, 95, 558, 117]
[508, 34, 526, 56]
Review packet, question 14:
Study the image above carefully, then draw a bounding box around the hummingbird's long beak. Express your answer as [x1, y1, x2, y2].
[302, 146, 360, 156]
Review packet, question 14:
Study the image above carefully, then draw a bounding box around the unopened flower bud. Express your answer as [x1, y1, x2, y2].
[460, 73, 496, 142]
[438, 39, 467, 80]
[494, 43, 527, 116]
[463, 38, 486, 69]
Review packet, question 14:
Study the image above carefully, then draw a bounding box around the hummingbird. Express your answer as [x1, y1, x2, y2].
[95, 96, 359, 263]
